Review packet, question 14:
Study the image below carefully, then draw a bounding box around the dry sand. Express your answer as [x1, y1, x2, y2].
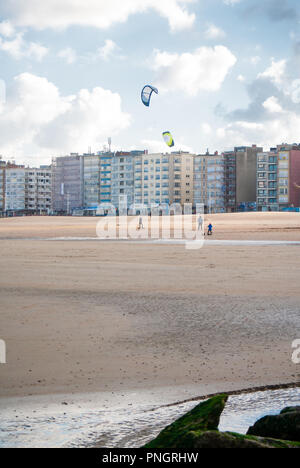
[0, 213, 299, 399]
[0, 211, 300, 241]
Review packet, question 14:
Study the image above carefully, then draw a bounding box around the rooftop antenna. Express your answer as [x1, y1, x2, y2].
[108, 137, 112, 153]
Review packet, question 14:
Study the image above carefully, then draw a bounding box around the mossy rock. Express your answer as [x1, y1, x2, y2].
[143, 395, 300, 449]
[179, 430, 300, 449]
[143, 394, 228, 448]
[247, 406, 300, 442]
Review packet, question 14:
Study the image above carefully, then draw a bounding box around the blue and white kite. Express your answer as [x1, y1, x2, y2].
[141, 85, 158, 107]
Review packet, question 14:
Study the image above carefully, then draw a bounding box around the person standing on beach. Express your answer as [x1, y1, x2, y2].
[138, 216, 144, 230]
[197, 215, 203, 232]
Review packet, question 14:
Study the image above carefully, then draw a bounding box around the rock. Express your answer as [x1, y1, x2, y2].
[280, 406, 300, 415]
[143, 396, 300, 449]
[144, 394, 228, 448]
[247, 407, 300, 442]
[179, 431, 300, 449]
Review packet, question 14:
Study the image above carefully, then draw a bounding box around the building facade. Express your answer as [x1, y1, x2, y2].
[256, 149, 279, 211]
[83, 154, 101, 209]
[224, 150, 236, 212]
[5, 167, 26, 213]
[194, 152, 225, 213]
[26, 166, 52, 214]
[132, 152, 194, 210]
[0, 159, 5, 214]
[224, 145, 263, 212]
[111, 152, 141, 211]
[2, 143, 299, 217]
[52, 154, 84, 214]
[2, 164, 52, 215]
[276, 144, 300, 209]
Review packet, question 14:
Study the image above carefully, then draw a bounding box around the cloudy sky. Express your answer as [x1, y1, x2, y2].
[0, 0, 300, 165]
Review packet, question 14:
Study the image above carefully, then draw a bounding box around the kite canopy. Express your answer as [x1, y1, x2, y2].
[162, 131, 175, 148]
[294, 182, 300, 190]
[141, 85, 158, 107]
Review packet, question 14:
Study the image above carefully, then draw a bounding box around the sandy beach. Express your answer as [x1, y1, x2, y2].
[0, 213, 299, 401]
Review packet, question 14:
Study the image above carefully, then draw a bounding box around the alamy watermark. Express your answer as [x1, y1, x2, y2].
[0, 339, 6, 364]
[292, 339, 300, 364]
[96, 202, 205, 250]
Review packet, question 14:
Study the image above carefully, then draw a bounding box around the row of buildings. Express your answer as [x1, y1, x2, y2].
[1, 143, 300, 216]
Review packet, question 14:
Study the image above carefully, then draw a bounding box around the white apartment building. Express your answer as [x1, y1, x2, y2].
[133, 152, 195, 209]
[26, 167, 52, 214]
[4, 166, 51, 214]
[5, 167, 26, 212]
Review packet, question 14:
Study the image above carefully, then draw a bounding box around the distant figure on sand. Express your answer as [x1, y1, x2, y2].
[198, 215, 203, 232]
[207, 223, 213, 236]
[138, 216, 144, 230]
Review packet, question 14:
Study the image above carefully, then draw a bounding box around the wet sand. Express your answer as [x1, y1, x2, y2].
[0, 386, 299, 448]
[0, 213, 299, 399]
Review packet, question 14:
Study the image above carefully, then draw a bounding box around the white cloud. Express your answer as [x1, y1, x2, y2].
[258, 59, 286, 85]
[0, 20, 15, 37]
[98, 40, 118, 60]
[0, 73, 131, 162]
[85, 39, 124, 62]
[0, 32, 48, 61]
[2, 0, 196, 32]
[58, 41, 123, 64]
[214, 112, 300, 151]
[151, 46, 237, 96]
[58, 47, 77, 64]
[262, 96, 283, 113]
[204, 23, 226, 40]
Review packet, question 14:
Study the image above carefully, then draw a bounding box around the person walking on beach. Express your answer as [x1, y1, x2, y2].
[197, 215, 203, 232]
[138, 216, 144, 230]
[207, 223, 213, 236]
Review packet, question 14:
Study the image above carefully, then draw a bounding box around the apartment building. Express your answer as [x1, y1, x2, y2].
[276, 144, 300, 209]
[0, 159, 5, 214]
[111, 151, 144, 211]
[99, 152, 113, 204]
[224, 150, 236, 212]
[171, 152, 194, 206]
[83, 154, 101, 209]
[26, 166, 52, 214]
[193, 152, 225, 213]
[2, 164, 52, 214]
[82, 151, 115, 213]
[52, 154, 84, 214]
[132, 152, 194, 210]
[224, 145, 263, 212]
[256, 149, 279, 211]
[5, 166, 26, 213]
[83, 151, 145, 214]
